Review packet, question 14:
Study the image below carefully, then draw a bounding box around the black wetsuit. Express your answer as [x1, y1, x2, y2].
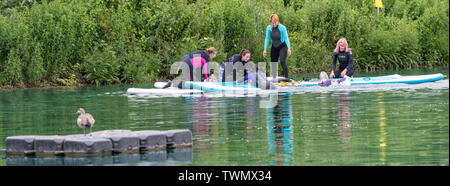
[178, 50, 211, 88]
[332, 51, 354, 78]
[270, 26, 289, 78]
[219, 54, 249, 82]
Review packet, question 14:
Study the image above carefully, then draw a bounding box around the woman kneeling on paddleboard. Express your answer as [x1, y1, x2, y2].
[235, 64, 277, 90]
[163, 47, 217, 89]
[330, 38, 354, 78]
[218, 49, 251, 82]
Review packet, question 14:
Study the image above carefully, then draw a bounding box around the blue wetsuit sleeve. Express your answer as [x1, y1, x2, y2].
[332, 52, 337, 71]
[264, 26, 271, 51]
[346, 51, 354, 70]
[282, 26, 291, 50]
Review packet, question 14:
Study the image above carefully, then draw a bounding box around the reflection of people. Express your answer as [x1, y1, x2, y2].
[263, 14, 291, 78]
[330, 38, 354, 78]
[185, 96, 212, 149]
[267, 92, 293, 165]
[337, 92, 351, 143]
[218, 49, 251, 82]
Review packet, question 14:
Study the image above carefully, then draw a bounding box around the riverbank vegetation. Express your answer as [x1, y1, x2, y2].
[0, 0, 448, 88]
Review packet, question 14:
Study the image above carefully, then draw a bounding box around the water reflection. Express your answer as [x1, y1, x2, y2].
[244, 96, 258, 139]
[185, 97, 211, 135]
[336, 92, 352, 144]
[378, 92, 387, 165]
[267, 93, 293, 166]
[6, 148, 192, 166]
[184, 96, 214, 151]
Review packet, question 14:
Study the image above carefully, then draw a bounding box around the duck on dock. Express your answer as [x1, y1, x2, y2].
[76, 108, 95, 136]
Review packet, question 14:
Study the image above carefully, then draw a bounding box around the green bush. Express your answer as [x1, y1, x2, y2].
[82, 48, 121, 86]
[122, 49, 162, 83]
[0, 48, 23, 86]
[24, 41, 45, 84]
[0, 0, 448, 87]
[359, 18, 420, 70]
[416, 2, 449, 67]
[298, 0, 350, 47]
[287, 32, 329, 73]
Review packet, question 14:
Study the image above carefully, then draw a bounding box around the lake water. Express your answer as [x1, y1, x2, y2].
[0, 68, 448, 166]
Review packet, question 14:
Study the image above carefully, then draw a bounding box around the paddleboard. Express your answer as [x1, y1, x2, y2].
[129, 73, 444, 94]
[298, 73, 444, 86]
[127, 87, 203, 95]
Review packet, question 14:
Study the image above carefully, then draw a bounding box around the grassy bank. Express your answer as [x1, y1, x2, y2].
[0, 0, 448, 88]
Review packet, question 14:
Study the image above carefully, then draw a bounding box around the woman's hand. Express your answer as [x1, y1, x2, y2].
[340, 69, 347, 78]
[208, 75, 217, 82]
[287, 49, 291, 56]
[330, 71, 335, 78]
[263, 50, 267, 57]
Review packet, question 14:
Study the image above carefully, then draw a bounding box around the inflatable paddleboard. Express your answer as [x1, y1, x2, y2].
[128, 73, 444, 94]
[298, 73, 444, 86]
[127, 87, 203, 95]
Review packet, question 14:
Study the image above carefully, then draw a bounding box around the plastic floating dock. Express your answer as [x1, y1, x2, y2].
[5, 129, 192, 156]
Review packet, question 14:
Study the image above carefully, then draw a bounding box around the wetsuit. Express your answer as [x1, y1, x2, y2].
[218, 54, 249, 82]
[241, 68, 276, 90]
[264, 24, 291, 78]
[178, 50, 211, 88]
[332, 51, 354, 78]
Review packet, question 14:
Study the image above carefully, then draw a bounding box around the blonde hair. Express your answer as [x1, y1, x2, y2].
[334, 38, 351, 53]
[319, 71, 329, 82]
[206, 47, 216, 55]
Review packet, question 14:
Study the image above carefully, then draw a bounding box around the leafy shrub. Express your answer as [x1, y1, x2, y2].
[0, 0, 448, 87]
[287, 32, 329, 73]
[416, 2, 449, 66]
[359, 18, 420, 70]
[82, 48, 121, 86]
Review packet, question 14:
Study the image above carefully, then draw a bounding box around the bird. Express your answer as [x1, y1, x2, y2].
[76, 108, 95, 136]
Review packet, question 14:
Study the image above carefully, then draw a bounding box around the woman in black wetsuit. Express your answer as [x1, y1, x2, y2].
[218, 49, 251, 82]
[330, 38, 354, 78]
[181, 47, 217, 82]
[163, 47, 217, 89]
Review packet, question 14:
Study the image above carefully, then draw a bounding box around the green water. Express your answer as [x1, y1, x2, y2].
[0, 68, 448, 166]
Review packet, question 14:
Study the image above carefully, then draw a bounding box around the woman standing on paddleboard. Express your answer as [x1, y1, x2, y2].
[263, 14, 291, 79]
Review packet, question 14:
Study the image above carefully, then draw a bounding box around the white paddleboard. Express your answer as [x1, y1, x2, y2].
[298, 73, 444, 86]
[127, 88, 203, 95]
[154, 82, 169, 89]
